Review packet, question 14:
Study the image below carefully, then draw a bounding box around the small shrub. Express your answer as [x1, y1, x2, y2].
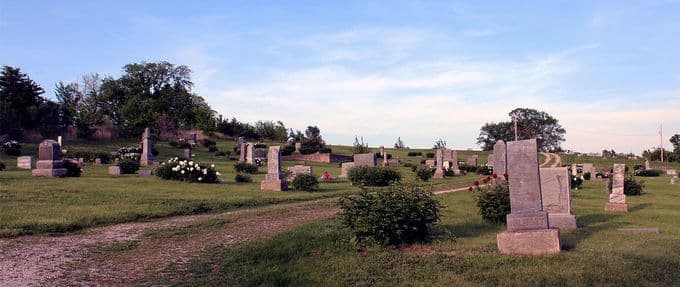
[420, 159, 426, 164]
[339, 184, 441, 246]
[299, 145, 318, 155]
[201, 138, 216, 148]
[112, 146, 142, 162]
[0, 160, 6, 171]
[425, 152, 435, 158]
[228, 156, 239, 161]
[235, 173, 252, 183]
[348, 166, 402, 186]
[473, 181, 510, 224]
[624, 176, 645, 196]
[208, 145, 219, 152]
[476, 165, 493, 175]
[118, 158, 140, 174]
[583, 172, 592, 180]
[415, 165, 434, 181]
[403, 162, 415, 168]
[67, 150, 112, 163]
[407, 151, 422, 157]
[170, 139, 190, 149]
[459, 164, 479, 173]
[571, 174, 583, 189]
[156, 158, 220, 183]
[318, 147, 332, 154]
[63, 159, 82, 177]
[233, 162, 258, 174]
[281, 145, 296, 156]
[292, 174, 319, 191]
[634, 169, 662, 177]
[2, 140, 21, 156]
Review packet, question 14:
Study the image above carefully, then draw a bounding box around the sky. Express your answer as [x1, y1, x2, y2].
[1, 1, 680, 153]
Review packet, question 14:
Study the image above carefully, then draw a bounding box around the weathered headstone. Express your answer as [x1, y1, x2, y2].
[582, 163, 595, 177]
[645, 160, 650, 170]
[94, 158, 102, 165]
[140, 128, 154, 166]
[353, 153, 376, 167]
[444, 149, 460, 174]
[237, 137, 246, 152]
[339, 162, 354, 178]
[246, 144, 254, 164]
[493, 141, 507, 177]
[605, 164, 628, 212]
[138, 170, 153, 177]
[108, 166, 121, 176]
[16, 156, 34, 169]
[57, 135, 62, 146]
[571, 163, 578, 176]
[239, 142, 248, 162]
[382, 147, 388, 167]
[294, 142, 302, 153]
[425, 159, 435, 168]
[31, 140, 68, 177]
[466, 154, 478, 166]
[260, 146, 285, 191]
[496, 139, 560, 255]
[434, 149, 444, 179]
[540, 167, 577, 229]
[183, 148, 192, 161]
[487, 154, 494, 167]
[287, 165, 313, 181]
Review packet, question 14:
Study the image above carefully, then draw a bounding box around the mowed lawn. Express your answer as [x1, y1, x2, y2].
[0, 139, 484, 237]
[156, 174, 680, 286]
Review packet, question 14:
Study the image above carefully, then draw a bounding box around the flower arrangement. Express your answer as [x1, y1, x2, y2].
[470, 174, 510, 223]
[156, 157, 220, 183]
[2, 140, 21, 156]
[112, 146, 142, 161]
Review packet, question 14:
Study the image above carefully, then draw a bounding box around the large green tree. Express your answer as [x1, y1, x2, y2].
[55, 73, 105, 138]
[476, 108, 566, 151]
[0, 66, 59, 138]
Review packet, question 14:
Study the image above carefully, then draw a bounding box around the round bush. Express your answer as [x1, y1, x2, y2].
[157, 158, 220, 183]
[473, 182, 510, 224]
[425, 152, 435, 158]
[339, 184, 441, 246]
[407, 151, 422, 157]
[234, 162, 258, 173]
[2, 140, 21, 156]
[571, 174, 583, 189]
[415, 165, 433, 181]
[235, 173, 252, 183]
[348, 166, 402, 186]
[634, 169, 662, 177]
[583, 172, 592, 180]
[118, 158, 140, 174]
[281, 145, 296, 156]
[292, 174, 319, 191]
[63, 159, 82, 177]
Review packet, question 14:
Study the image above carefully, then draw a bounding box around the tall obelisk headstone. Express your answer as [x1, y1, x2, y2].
[571, 164, 578, 176]
[260, 146, 285, 191]
[381, 146, 388, 166]
[496, 139, 560, 255]
[605, 163, 628, 212]
[245, 144, 254, 164]
[434, 149, 444, 179]
[140, 128, 154, 166]
[31, 140, 68, 177]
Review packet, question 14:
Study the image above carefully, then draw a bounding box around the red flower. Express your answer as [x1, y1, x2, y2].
[503, 173, 509, 179]
[468, 186, 473, 192]
[474, 180, 480, 186]
[482, 178, 489, 184]
[492, 173, 498, 178]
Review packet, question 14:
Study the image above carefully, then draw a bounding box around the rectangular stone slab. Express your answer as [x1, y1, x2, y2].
[497, 228, 561, 255]
[506, 139, 544, 214]
[353, 153, 376, 167]
[493, 140, 507, 176]
[540, 167, 572, 214]
[605, 202, 628, 212]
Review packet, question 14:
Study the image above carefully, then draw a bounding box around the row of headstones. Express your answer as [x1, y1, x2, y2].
[338, 149, 401, 178]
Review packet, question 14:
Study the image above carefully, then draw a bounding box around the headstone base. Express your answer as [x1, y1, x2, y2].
[138, 170, 153, 177]
[548, 213, 577, 230]
[497, 228, 561, 255]
[260, 179, 285, 191]
[604, 202, 628, 212]
[506, 211, 549, 232]
[31, 168, 68, 177]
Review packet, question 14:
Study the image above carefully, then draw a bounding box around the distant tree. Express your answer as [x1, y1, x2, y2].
[670, 134, 680, 151]
[394, 137, 405, 149]
[433, 139, 446, 149]
[55, 74, 105, 138]
[0, 66, 46, 138]
[353, 136, 369, 154]
[602, 149, 616, 158]
[254, 120, 287, 142]
[288, 128, 304, 142]
[301, 125, 325, 152]
[477, 108, 566, 152]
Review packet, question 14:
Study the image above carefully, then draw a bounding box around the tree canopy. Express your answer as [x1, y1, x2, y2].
[476, 108, 566, 151]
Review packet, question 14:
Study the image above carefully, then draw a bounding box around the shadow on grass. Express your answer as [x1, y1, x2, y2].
[436, 221, 500, 239]
[561, 213, 628, 250]
[628, 203, 651, 212]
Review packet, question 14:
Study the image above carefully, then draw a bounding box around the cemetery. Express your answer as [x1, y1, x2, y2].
[2, 2, 680, 286]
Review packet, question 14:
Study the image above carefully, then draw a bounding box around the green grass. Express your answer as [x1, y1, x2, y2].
[156, 176, 680, 286]
[0, 139, 481, 237]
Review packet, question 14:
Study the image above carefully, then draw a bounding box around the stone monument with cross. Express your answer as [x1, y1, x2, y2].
[140, 128, 154, 166]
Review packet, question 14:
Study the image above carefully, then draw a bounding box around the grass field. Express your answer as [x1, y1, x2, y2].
[0, 139, 484, 237]
[153, 174, 680, 286]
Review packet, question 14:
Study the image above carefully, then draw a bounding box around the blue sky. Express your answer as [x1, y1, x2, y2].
[2, 1, 679, 153]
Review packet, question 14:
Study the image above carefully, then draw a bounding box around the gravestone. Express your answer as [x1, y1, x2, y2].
[295, 142, 302, 153]
[425, 159, 435, 168]
[382, 148, 388, 167]
[138, 170, 153, 177]
[353, 153, 376, 167]
[184, 148, 192, 161]
[287, 165, 313, 181]
[94, 158, 102, 165]
[140, 128, 154, 166]
[108, 166, 121, 176]
[671, 176, 677, 185]
[645, 160, 650, 170]
[16, 156, 34, 169]
[493, 141, 507, 177]
[339, 162, 354, 178]
[582, 163, 595, 177]
[246, 144, 254, 164]
[188, 133, 197, 146]
[605, 164, 628, 212]
[78, 158, 84, 164]
[666, 169, 677, 176]
[540, 167, 577, 229]
[237, 137, 246, 152]
[496, 139, 560, 255]
[239, 142, 248, 162]
[387, 158, 400, 165]
[31, 140, 68, 177]
[444, 149, 460, 174]
[571, 163, 578, 176]
[466, 155, 478, 166]
[260, 146, 285, 191]
[434, 149, 444, 179]
[487, 154, 494, 167]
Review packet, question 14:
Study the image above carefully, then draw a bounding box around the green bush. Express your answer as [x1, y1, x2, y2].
[607, 175, 645, 196]
[281, 145, 296, 156]
[299, 145, 318, 155]
[235, 173, 252, 183]
[67, 150, 112, 164]
[233, 162, 258, 174]
[2, 140, 21, 156]
[63, 159, 82, 177]
[156, 158, 219, 183]
[415, 165, 434, 181]
[425, 152, 435, 158]
[473, 181, 510, 224]
[208, 145, 219, 152]
[201, 138, 216, 148]
[407, 151, 422, 157]
[169, 139, 190, 149]
[0, 160, 6, 171]
[339, 184, 441, 246]
[583, 172, 592, 180]
[476, 165, 493, 175]
[571, 174, 583, 189]
[348, 166, 402, 186]
[459, 164, 479, 173]
[117, 157, 140, 174]
[253, 143, 268, 149]
[292, 174, 319, 191]
[215, 151, 227, 157]
[634, 169, 662, 177]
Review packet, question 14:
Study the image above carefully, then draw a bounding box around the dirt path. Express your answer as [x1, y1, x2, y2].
[0, 199, 340, 286]
[539, 152, 561, 168]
